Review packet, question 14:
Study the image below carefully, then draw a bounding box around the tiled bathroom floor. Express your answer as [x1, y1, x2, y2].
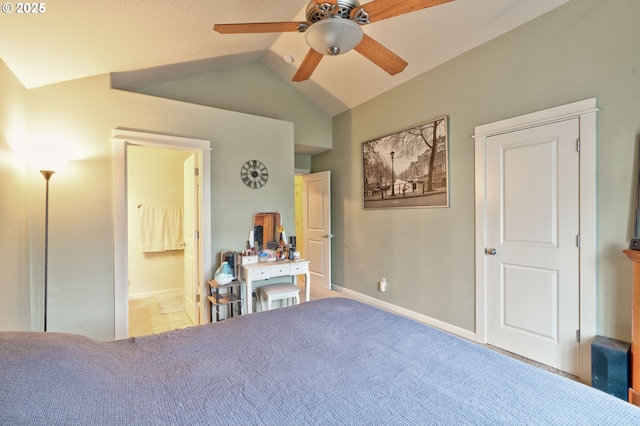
[129, 297, 193, 337]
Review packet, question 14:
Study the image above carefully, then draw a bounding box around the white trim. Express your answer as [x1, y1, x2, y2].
[472, 106, 599, 139]
[112, 129, 212, 150]
[128, 288, 185, 300]
[332, 285, 476, 341]
[474, 133, 488, 344]
[473, 98, 597, 384]
[578, 108, 597, 383]
[294, 168, 311, 175]
[112, 129, 212, 340]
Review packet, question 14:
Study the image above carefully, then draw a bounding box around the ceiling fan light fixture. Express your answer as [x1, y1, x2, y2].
[305, 18, 363, 56]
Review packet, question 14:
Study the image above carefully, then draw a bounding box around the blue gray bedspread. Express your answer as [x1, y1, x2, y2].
[1, 297, 639, 425]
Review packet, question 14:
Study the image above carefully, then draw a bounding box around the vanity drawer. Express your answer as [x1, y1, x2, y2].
[250, 267, 271, 280]
[270, 264, 291, 276]
[290, 262, 308, 274]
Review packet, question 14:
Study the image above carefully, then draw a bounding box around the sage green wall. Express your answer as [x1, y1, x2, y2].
[315, 0, 640, 339]
[1, 68, 294, 339]
[294, 154, 311, 171]
[132, 62, 332, 155]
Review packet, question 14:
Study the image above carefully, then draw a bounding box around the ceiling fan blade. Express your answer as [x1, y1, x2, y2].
[351, 0, 453, 24]
[292, 49, 324, 82]
[354, 34, 408, 76]
[214, 22, 307, 34]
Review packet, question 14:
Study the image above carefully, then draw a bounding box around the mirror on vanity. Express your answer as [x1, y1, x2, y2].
[252, 212, 281, 251]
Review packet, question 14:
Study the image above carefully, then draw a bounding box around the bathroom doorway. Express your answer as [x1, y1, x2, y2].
[127, 146, 194, 336]
[112, 129, 212, 340]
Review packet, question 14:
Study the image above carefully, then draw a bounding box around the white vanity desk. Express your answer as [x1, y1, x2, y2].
[240, 259, 310, 314]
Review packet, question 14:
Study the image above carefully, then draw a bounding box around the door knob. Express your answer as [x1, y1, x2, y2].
[485, 248, 497, 255]
[323, 233, 334, 238]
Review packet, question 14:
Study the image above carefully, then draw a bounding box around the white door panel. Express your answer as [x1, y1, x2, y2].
[308, 240, 326, 276]
[502, 141, 557, 245]
[502, 264, 558, 340]
[302, 171, 331, 289]
[486, 118, 579, 375]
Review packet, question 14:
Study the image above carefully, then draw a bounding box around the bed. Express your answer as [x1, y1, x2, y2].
[1, 297, 639, 425]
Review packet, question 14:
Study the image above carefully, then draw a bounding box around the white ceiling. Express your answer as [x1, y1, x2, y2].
[0, 0, 569, 116]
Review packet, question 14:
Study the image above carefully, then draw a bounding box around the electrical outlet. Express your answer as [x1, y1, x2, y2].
[379, 277, 387, 292]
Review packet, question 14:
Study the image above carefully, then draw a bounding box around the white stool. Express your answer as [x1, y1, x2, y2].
[258, 283, 300, 311]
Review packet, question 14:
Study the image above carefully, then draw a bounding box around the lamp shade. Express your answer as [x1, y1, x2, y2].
[26, 153, 68, 173]
[12, 134, 69, 173]
[305, 18, 363, 56]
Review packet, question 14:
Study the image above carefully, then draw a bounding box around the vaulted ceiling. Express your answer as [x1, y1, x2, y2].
[0, 0, 569, 116]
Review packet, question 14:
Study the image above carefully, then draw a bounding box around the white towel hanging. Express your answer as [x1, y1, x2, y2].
[138, 206, 184, 252]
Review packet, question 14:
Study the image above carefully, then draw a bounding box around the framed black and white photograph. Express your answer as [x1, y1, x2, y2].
[362, 116, 449, 209]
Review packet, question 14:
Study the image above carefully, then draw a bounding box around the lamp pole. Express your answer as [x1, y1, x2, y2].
[390, 151, 395, 196]
[41, 170, 54, 332]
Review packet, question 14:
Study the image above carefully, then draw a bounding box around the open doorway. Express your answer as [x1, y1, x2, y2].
[127, 146, 194, 336]
[294, 175, 304, 259]
[112, 129, 212, 340]
[295, 171, 332, 290]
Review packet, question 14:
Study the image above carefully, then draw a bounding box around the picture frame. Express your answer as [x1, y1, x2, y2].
[362, 116, 449, 209]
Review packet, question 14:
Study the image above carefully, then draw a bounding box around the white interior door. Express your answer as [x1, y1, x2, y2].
[183, 154, 199, 324]
[485, 118, 580, 375]
[302, 171, 331, 289]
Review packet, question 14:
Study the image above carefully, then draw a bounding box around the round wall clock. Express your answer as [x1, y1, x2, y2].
[240, 160, 269, 189]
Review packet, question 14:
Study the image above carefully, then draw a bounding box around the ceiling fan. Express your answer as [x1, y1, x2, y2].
[214, 0, 453, 82]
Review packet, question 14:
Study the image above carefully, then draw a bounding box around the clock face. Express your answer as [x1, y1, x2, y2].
[240, 160, 269, 189]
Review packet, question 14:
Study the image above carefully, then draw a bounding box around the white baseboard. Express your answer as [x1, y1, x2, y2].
[331, 284, 476, 341]
[128, 288, 183, 300]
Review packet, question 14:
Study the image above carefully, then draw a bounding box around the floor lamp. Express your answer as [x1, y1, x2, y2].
[41, 170, 55, 332]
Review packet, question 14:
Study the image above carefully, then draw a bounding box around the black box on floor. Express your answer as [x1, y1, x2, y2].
[591, 335, 630, 401]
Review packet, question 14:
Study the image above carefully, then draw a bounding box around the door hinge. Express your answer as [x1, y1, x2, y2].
[194, 167, 199, 176]
[196, 294, 201, 303]
[576, 329, 581, 343]
[576, 138, 581, 152]
[195, 230, 200, 240]
[576, 234, 581, 247]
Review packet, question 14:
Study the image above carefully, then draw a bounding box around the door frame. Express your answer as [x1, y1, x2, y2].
[183, 153, 199, 325]
[473, 98, 597, 383]
[112, 129, 212, 340]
